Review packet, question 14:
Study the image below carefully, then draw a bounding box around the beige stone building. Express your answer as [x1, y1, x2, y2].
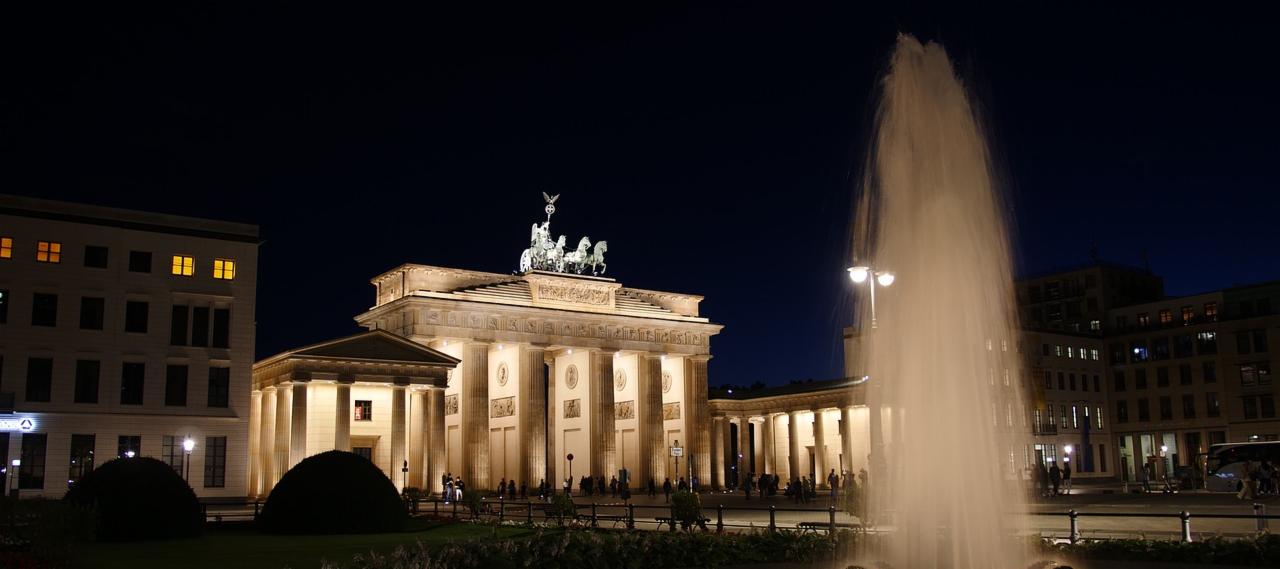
[0, 194, 258, 498]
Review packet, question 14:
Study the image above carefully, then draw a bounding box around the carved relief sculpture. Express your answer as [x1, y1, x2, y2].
[490, 396, 515, 418]
[662, 402, 681, 420]
[565, 364, 579, 389]
[615, 400, 635, 420]
[445, 394, 459, 416]
[564, 398, 581, 418]
[496, 362, 509, 387]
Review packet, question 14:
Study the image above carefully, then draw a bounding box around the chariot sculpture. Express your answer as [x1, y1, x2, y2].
[518, 193, 608, 276]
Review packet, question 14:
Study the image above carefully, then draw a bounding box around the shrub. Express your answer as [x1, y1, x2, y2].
[548, 493, 576, 524]
[259, 450, 406, 534]
[670, 491, 704, 530]
[62, 456, 201, 542]
[1, 497, 97, 567]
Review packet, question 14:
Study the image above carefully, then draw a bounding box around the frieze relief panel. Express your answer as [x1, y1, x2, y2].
[564, 398, 582, 418]
[662, 402, 681, 420]
[445, 394, 459, 416]
[490, 396, 515, 418]
[615, 400, 635, 420]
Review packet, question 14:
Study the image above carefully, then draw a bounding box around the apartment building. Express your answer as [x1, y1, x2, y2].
[1023, 330, 1112, 479]
[0, 194, 258, 498]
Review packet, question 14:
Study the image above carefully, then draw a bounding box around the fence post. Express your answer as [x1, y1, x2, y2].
[628, 503, 636, 530]
[253, 501, 260, 521]
[434, 499, 439, 517]
[499, 500, 505, 522]
[829, 505, 837, 535]
[717, 504, 724, 532]
[1068, 509, 1079, 544]
[528, 501, 534, 525]
[591, 503, 599, 528]
[1180, 511, 1192, 543]
[769, 505, 777, 532]
[1255, 503, 1268, 532]
[452, 499, 458, 519]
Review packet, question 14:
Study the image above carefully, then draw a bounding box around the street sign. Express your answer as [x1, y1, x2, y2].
[670, 446, 684, 457]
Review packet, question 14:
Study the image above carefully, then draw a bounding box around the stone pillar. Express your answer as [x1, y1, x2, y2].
[335, 381, 352, 452]
[409, 389, 427, 488]
[684, 356, 711, 489]
[426, 387, 446, 495]
[813, 409, 827, 488]
[547, 358, 557, 485]
[589, 350, 616, 477]
[637, 354, 665, 486]
[273, 384, 292, 482]
[737, 415, 751, 478]
[259, 387, 277, 493]
[761, 414, 775, 476]
[520, 345, 548, 488]
[840, 407, 856, 475]
[787, 410, 802, 481]
[461, 342, 490, 490]
[248, 390, 262, 496]
[391, 383, 408, 491]
[711, 416, 726, 490]
[289, 382, 309, 468]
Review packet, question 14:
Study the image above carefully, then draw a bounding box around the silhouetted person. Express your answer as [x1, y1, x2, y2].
[1049, 463, 1062, 496]
[663, 477, 673, 502]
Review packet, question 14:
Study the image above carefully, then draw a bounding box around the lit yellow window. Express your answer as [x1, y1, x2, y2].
[36, 241, 62, 263]
[0, 237, 12, 259]
[171, 255, 194, 276]
[213, 259, 236, 280]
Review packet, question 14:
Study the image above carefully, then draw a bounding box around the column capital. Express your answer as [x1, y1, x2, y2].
[687, 354, 712, 363]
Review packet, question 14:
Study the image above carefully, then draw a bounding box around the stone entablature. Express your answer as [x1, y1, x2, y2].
[708, 386, 865, 417]
[251, 357, 449, 391]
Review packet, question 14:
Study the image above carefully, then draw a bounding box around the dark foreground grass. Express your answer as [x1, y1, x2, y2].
[75, 519, 545, 569]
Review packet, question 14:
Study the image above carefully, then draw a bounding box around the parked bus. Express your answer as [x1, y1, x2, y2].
[1204, 441, 1280, 492]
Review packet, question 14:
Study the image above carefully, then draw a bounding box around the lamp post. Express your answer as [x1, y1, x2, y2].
[847, 264, 896, 517]
[846, 265, 895, 329]
[183, 437, 195, 482]
[9, 458, 19, 498]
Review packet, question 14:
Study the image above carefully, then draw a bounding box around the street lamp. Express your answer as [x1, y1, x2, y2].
[847, 265, 896, 329]
[182, 437, 195, 482]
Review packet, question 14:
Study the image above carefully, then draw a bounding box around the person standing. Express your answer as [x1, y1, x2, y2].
[649, 477, 657, 498]
[563, 476, 572, 496]
[1062, 461, 1073, 495]
[1139, 462, 1152, 493]
[663, 477, 673, 502]
[828, 469, 839, 503]
[610, 475, 618, 498]
[743, 473, 753, 500]
[1049, 462, 1062, 497]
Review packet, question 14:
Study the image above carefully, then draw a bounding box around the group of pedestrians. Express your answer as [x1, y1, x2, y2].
[1031, 461, 1073, 497]
[1236, 460, 1279, 499]
[441, 473, 465, 502]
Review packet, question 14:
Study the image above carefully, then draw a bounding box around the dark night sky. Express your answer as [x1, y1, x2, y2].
[3, 3, 1277, 387]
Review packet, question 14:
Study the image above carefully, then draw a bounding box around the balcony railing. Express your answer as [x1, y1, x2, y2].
[1033, 424, 1058, 436]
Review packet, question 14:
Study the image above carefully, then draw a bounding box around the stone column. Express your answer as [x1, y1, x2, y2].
[787, 410, 802, 481]
[248, 390, 262, 496]
[547, 357, 557, 485]
[391, 383, 408, 491]
[684, 356, 711, 488]
[589, 350, 617, 477]
[426, 387, 445, 495]
[259, 387, 277, 493]
[274, 383, 292, 482]
[840, 407, 856, 475]
[520, 345, 548, 488]
[710, 416, 726, 490]
[813, 409, 827, 488]
[637, 354, 665, 486]
[289, 382, 309, 468]
[737, 415, 751, 478]
[761, 414, 775, 476]
[335, 380, 352, 452]
[461, 342, 490, 490]
[409, 389, 427, 488]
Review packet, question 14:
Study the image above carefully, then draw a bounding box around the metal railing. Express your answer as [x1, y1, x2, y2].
[1039, 503, 1276, 544]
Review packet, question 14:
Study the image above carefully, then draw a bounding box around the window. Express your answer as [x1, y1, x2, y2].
[1078, 348, 1087, 359]
[83, 245, 108, 268]
[355, 400, 373, 421]
[354, 447, 373, 461]
[1044, 370, 1052, 391]
[75, 296, 105, 330]
[1182, 394, 1196, 419]
[124, 300, 148, 333]
[1158, 309, 1172, 325]
[1047, 404, 1056, 426]
[1152, 337, 1170, 360]
[1206, 392, 1221, 418]
[1137, 398, 1150, 422]
[1090, 348, 1100, 361]
[1159, 396, 1172, 420]
[171, 255, 194, 276]
[1069, 373, 1076, 391]
[208, 367, 230, 408]
[1116, 401, 1129, 423]
[1263, 396, 1277, 419]
[1130, 341, 1149, 362]
[121, 362, 145, 405]
[1137, 313, 1150, 327]
[1054, 345, 1063, 357]
[1204, 302, 1219, 321]
[1116, 315, 1129, 329]
[1181, 306, 1194, 324]
[0, 289, 8, 323]
[1096, 406, 1104, 429]
[0, 236, 11, 258]
[1157, 366, 1169, 387]
[1196, 331, 1218, 354]
[1057, 372, 1065, 390]
[1179, 364, 1192, 386]
[32, 293, 57, 326]
[74, 359, 100, 403]
[1237, 332, 1253, 355]
[212, 259, 236, 280]
[1093, 375, 1101, 392]
[1173, 334, 1193, 358]
[170, 305, 189, 346]
[1109, 343, 1125, 364]
[212, 308, 230, 348]
[1071, 405, 1079, 429]
[1135, 368, 1148, 390]
[19, 433, 47, 489]
[1099, 444, 1108, 473]
[191, 307, 209, 346]
[165, 365, 188, 406]
[161, 435, 184, 473]
[1089, 319, 1101, 331]
[1042, 344, 1051, 356]
[204, 436, 227, 488]
[68, 434, 95, 486]
[25, 357, 52, 402]
[1241, 364, 1261, 387]
[117, 435, 141, 459]
[1204, 362, 1218, 383]
[1060, 405, 1069, 428]
[1253, 330, 1268, 353]
[1113, 370, 1126, 392]
[1066, 346, 1074, 359]
[1244, 396, 1259, 420]
[128, 250, 152, 273]
[36, 241, 61, 263]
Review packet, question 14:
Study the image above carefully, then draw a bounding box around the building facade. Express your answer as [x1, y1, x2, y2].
[0, 195, 258, 498]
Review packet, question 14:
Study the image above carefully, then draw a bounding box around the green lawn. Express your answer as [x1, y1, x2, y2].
[76, 519, 546, 569]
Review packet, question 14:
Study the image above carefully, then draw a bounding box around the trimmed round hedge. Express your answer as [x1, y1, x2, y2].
[63, 456, 202, 541]
[259, 450, 406, 534]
